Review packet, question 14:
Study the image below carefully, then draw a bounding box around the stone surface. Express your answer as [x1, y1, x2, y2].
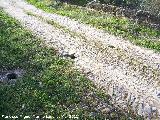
[0, 69, 24, 85]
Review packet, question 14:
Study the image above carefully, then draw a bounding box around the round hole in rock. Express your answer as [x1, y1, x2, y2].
[7, 73, 18, 80]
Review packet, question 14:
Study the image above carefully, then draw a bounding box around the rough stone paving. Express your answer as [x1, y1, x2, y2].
[0, 0, 160, 119]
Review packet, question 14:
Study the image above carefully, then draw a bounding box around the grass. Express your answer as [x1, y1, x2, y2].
[27, 0, 160, 52]
[0, 9, 144, 119]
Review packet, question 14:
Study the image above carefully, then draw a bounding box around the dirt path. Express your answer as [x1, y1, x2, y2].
[0, 0, 160, 119]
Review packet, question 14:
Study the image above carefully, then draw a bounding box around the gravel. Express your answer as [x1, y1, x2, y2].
[0, 0, 160, 119]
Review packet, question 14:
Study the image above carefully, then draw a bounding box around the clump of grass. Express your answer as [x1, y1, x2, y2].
[27, 0, 160, 52]
[0, 9, 141, 119]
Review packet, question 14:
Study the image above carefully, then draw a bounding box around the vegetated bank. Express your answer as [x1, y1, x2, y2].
[27, 0, 160, 52]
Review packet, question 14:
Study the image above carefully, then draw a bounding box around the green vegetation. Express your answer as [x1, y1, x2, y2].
[58, 0, 160, 15]
[0, 9, 140, 119]
[27, 0, 160, 52]
[99, 0, 140, 9]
